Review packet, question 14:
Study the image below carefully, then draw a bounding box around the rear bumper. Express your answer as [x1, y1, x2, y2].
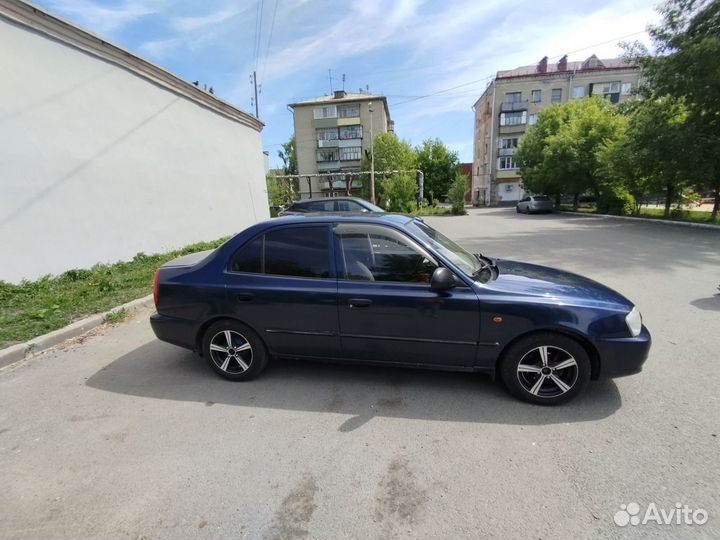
[150, 312, 197, 351]
[594, 325, 651, 379]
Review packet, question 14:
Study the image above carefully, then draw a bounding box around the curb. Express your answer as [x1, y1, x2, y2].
[557, 210, 720, 230]
[0, 294, 154, 370]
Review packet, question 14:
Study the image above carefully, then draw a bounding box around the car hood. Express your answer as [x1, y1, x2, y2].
[485, 259, 633, 310]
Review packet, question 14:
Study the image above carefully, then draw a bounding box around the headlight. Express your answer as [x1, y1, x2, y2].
[625, 307, 642, 337]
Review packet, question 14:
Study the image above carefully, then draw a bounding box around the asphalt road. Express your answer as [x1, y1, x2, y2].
[1, 208, 719, 540]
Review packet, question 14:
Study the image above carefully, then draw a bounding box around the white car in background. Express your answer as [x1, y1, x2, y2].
[517, 195, 554, 214]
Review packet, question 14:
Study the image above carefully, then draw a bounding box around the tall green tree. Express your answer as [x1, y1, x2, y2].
[415, 139, 459, 204]
[626, 0, 720, 219]
[362, 133, 417, 207]
[611, 98, 695, 217]
[278, 137, 297, 175]
[515, 97, 626, 209]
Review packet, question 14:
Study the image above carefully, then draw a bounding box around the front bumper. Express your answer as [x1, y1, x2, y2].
[594, 325, 651, 378]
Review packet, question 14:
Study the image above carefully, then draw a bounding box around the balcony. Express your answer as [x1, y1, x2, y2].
[319, 179, 364, 190]
[500, 100, 529, 112]
[317, 139, 338, 148]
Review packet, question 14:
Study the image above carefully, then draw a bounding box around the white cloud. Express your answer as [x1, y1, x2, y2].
[171, 6, 241, 33]
[43, 0, 162, 34]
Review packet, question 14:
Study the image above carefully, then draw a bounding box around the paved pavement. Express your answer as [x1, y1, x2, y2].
[1, 207, 719, 540]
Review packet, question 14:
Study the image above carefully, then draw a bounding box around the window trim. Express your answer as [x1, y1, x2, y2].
[227, 224, 335, 280]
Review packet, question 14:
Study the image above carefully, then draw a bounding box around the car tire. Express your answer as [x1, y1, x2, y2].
[202, 319, 268, 381]
[516, 206, 521, 213]
[499, 332, 591, 405]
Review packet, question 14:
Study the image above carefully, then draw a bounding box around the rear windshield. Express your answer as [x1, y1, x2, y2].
[533, 196, 550, 201]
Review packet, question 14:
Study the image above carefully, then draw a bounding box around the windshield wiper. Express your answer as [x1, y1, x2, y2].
[473, 253, 498, 282]
[474, 253, 496, 268]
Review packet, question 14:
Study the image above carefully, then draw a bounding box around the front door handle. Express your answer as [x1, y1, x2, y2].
[348, 298, 372, 308]
[235, 292, 254, 302]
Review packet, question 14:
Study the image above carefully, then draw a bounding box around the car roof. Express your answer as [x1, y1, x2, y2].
[271, 212, 414, 226]
[292, 197, 368, 204]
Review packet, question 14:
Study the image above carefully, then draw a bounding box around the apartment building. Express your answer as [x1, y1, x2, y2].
[288, 90, 392, 198]
[472, 54, 640, 206]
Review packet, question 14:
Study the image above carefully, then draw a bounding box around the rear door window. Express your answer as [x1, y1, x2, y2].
[230, 226, 332, 279]
[306, 200, 335, 212]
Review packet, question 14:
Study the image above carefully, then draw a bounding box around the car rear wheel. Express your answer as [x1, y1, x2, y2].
[500, 332, 590, 405]
[202, 320, 268, 381]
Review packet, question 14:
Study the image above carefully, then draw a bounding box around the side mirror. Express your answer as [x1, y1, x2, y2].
[430, 267, 456, 291]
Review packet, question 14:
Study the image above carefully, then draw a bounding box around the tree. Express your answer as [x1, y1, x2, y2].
[383, 174, 418, 213]
[515, 105, 572, 203]
[275, 136, 299, 201]
[626, 0, 720, 219]
[619, 98, 695, 217]
[515, 97, 626, 210]
[361, 133, 416, 207]
[266, 173, 296, 208]
[415, 139, 459, 204]
[447, 170, 468, 215]
[277, 137, 297, 175]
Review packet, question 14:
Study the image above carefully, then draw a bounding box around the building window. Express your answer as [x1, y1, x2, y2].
[551, 88, 562, 104]
[313, 105, 337, 119]
[338, 104, 360, 118]
[621, 82, 633, 95]
[500, 138, 518, 149]
[316, 148, 339, 162]
[316, 128, 338, 141]
[528, 113, 538, 125]
[531, 89, 541, 102]
[498, 156, 518, 170]
[499, 111, 527, 126]
[572, 86, 585, 99]
[339, 146, 362, 161]
[505, 92, 522, 103]
[339, 125, 362, 139]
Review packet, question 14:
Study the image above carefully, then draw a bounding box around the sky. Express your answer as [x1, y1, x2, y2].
[32, 0, 661, 167]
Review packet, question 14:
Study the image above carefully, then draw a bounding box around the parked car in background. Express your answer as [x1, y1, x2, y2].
[278, 197, 383, 216]
[150, 213, 650, 405]
[517, 195, 554, 214]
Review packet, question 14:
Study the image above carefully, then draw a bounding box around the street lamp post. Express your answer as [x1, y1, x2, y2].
[368, 101, 375, 205]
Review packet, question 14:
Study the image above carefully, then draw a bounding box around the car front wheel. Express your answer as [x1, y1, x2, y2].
[202, 320, 268, 381]
[500, 333, 591, 405]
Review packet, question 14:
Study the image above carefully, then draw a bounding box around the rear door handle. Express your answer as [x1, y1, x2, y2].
[235, 292, 254, 302]
[348, 298, 372, 308]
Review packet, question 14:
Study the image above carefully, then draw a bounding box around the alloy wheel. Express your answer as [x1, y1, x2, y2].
[516, 345, 578, 398]
[209, 330, 253, 374]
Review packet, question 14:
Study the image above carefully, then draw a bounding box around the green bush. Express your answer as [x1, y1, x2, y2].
[447, 171, 468, 215]
[384, 174, 417, 213]
[598, 187, 634, 216]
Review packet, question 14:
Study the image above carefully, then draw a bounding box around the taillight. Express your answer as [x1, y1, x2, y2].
[153, 269, 160, 307]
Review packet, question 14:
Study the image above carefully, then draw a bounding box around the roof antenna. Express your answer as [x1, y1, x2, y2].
[342, 73, 346, 91]
[328, 69, 333, 93]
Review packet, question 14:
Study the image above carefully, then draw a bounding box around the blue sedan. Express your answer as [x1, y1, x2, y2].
[150, 214, 650, 405]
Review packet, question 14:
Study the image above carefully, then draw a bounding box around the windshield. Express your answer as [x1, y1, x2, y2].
[409, 220, 482, 278]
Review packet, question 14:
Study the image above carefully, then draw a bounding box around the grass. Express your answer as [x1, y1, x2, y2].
[411, 206, 456, 216]
[559, 205, 719, 225]
[0, 237, 229, 349]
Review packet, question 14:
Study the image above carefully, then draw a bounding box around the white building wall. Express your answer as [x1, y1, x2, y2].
[0, 15, 268, 282]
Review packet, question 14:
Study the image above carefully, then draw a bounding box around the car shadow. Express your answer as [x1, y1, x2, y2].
[690, 295, 720, 311]
[86, 340, 622, 429]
